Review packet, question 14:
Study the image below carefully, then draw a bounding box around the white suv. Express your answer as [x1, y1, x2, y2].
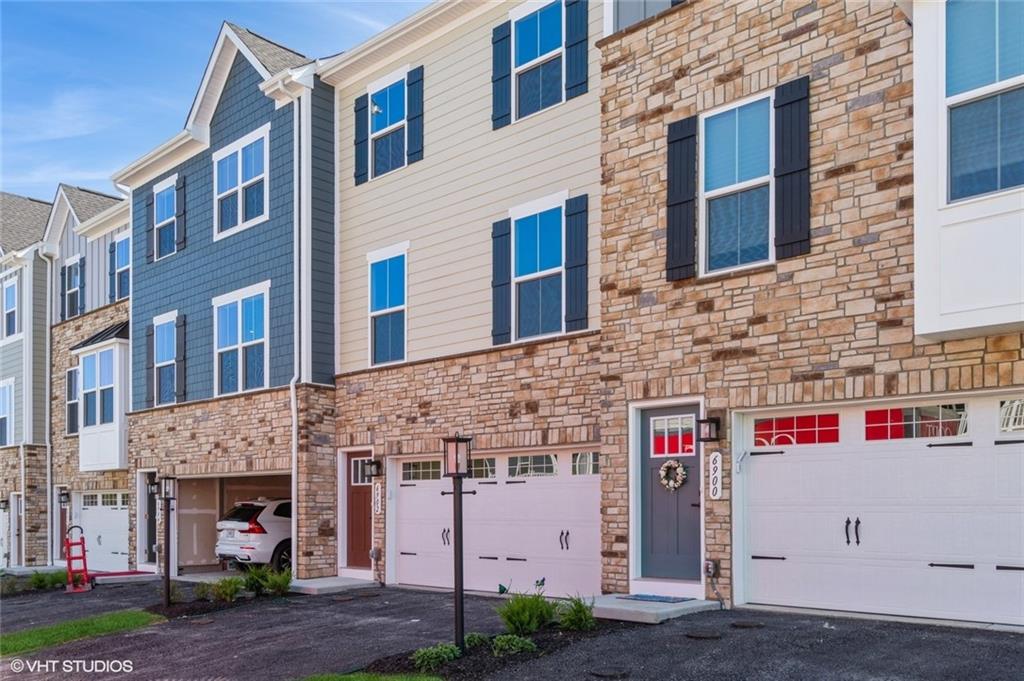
[215, 498, 291, 571]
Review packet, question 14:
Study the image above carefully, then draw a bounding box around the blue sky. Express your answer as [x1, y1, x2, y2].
[0, 1, 428, 201]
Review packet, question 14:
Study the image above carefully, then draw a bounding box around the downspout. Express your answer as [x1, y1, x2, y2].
[40, 243, 57, 566]
[289, 93, 301, 578]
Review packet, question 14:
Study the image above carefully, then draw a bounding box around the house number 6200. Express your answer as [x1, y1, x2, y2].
[709, 451, 722, 501]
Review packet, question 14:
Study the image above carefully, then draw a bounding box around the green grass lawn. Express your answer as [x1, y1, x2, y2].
[303, 675, 441, 681]
[0, 609, 164, 657]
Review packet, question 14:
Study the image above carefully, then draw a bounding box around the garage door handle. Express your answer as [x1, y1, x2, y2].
[565, 530, 570, 551]
[559, 530, 565, 550]
[845, 518, 851, 545]
[925, 441, 972, 448]
[994, 439, 1024, 446]
[854, 517, 860, 546]
[928, 562, 973, 569]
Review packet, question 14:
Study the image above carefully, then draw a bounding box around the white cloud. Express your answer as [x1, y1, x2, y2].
[2, 88, 120, 143]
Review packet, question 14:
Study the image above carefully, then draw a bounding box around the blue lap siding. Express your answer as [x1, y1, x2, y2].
[310, 76, 335, 385]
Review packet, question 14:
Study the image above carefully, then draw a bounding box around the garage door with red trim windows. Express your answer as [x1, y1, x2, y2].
[395, 451, 601, 598]
[743, 394, 1024, 625]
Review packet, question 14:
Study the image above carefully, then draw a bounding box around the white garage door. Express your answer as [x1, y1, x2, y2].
[79, 492, 130, 572]
[395, 451, 601, 598]
[743, 394, 1024, 625]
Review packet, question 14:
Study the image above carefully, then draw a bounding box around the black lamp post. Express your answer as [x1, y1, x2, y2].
[441, 433, 473, 652]
[157, 477, 177, 607]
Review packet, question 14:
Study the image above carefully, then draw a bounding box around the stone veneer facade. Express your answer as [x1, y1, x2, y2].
[335, 331, 604, 584]
[596, 0, 1024, 600]
[0, 444, 48, 566]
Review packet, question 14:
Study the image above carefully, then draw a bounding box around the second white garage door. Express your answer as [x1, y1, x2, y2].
[394, 451, 601, 598]
[741, 394, 1024, 625]
[78, 492, 130, 572]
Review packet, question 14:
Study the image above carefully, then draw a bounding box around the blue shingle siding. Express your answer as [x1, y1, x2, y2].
[309, 76, 335, 385]
[131, 52, 295, 410]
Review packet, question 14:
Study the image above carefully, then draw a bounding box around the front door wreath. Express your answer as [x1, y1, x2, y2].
[658, 459, 687, 491]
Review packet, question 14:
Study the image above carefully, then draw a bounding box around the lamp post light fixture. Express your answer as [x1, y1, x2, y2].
[697, 417, 721, 443]
[440, 433, 474, 652]
[58, 490, 71, 509]
[156, 476, 177, 607]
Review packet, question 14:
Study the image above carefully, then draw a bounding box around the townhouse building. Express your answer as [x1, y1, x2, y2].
[0, 192, 52, 568]
[597, 0, 1022, 625]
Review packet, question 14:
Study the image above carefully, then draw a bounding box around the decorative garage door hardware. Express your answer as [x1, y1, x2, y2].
[994, 439, 1024, 446]
[996, 565, 1024, 571]
[925, 441, 973, 448]
[751, 555, 786, 560]
[505, 480, 526, 484]
[749, 450, 785, 456]
[440, 528, 451, 546]
[506, 557, 527, 562]
[400, 551, 417, 556]
[928, 563, 974, 569]
[478, 556, 499, 560]
[477, 480, 498, 485]
[400, 483, 416, 487]
[559, 530, 572, 550]
[844, 517, 863, 545]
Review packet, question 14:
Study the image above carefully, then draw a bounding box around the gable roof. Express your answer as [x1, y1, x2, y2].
[61, 184, 122, 224]
[0, 191, 52, 254]
[225, 22, 310, 75]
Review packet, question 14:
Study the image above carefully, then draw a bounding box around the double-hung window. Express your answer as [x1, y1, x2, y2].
[0, 380, 11, 446]
[513, 201, 563, 339]
[66, 368, 79, 435]
[213, 124, 270, 237]
[65, 258, 81, 319]
[81, 349, 114, 428]
[114, 235, 130, 300]
[368, 250, 405, 365]
[512, 1, 563, 119]
[154, 180, 176, 260]
[946, 0, 1024, 201]
[2, 279, 16, 337]
[369, 74, 406, 178]
[154, 314, 176, 406]
[700, 96, 772, 274]
[214, 283, 268, 395]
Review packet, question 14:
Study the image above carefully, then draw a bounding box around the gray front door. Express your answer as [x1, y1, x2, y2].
[640, 406, 701, 580]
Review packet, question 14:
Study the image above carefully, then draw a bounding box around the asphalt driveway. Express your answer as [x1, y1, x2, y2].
[489, 608, 1024, 681]
[2, 587, 505, 681]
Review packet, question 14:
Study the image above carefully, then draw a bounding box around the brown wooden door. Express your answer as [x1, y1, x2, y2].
[347, 455, 372, 568]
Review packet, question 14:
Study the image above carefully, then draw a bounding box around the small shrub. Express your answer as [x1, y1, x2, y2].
[491, 634, 537, 657]
[244, 565, 270, 596]
[465, 632, 490, 650]
[496, 591, 556, 636]
[262, 569, 292, 597]
[29, 571, 49, 590]
[211, 576, 244, 603]
[193, 581, 212, 601]
[558, 595, 597, 631]
[411, 643, 461, 673]
[71, 572, 85, 588]
[46, 571, 68, 589]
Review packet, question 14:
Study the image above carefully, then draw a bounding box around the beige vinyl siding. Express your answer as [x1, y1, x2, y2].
[337, 0, 603, 372]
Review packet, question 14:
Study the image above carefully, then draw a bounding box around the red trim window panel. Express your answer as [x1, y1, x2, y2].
[865, 404, 967, 440]
[652, 416, 695, 456]
[754, 413, 839, 446]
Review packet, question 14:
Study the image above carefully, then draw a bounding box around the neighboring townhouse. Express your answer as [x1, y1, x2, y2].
[598, 0, 1022, 626]
[319, 0, 605, 593]
[42, 184, 131, 572]
[111, 22, 335, 577]
[0, 191, 52, 568]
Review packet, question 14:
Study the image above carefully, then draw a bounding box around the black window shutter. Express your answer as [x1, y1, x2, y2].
[175, 175, 187, 251]
[145, 324, 155, 408]
[491, 218, 512, 345]
[175, 315, 187, 403]
[491, 22, 512, 130]
[564, 0, 588, 100]
[78, 256, 86, 315]
[108, 242, 116, 303]
[666, 115, 697, 280]
[59, 265, 67, 321]
[406, 66, 424, 164]
[774, 76, 811, 259]
[354, 94, 369, 185]
[564, 194, 588, 331]
[145, 195, 155, 263]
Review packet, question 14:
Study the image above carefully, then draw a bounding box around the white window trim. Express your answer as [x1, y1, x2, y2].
[114, 233, 131, 301]
[509, 190, 568, 343]
[2, 278, 17, 339]
[350, 457, 372, 486]
[153, 310, 178, 407]
[152, 174, 178, 262]
[65, 367, 79, 435]
[0, 378, 13, 446]
[367, 66, 410, 181]
[212, 280, 271, 397]
[649, 414, 697, 458]
[79, 347, 115, 430]
[367, 245, 408, 368]
[64, 254, 82, 319]
[212, 123, 272, 240]
[509, 0, 567, 124]
[697, 91, 776, 278]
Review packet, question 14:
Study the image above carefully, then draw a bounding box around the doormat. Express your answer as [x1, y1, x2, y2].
[616, 594, 695, 603]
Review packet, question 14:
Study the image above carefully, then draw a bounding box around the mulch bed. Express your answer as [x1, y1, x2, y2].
[364, 620, 640, 680]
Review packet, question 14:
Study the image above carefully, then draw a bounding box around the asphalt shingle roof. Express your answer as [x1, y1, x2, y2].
[226, 22, 311, 75]
[0, 191, 52, 253]
[61, 184, 122, 224]
[70, 320, 130, 352]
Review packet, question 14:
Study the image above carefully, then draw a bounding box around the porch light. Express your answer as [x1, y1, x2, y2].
[0, 499, 7, 511]
[147, 482, 159, 496]
[442, 433, 473, 478]
[697, 417, 721, 443]
[159, 476, 177, 501]
[361, 458, 383, 479]
[59, 490, 71, 508]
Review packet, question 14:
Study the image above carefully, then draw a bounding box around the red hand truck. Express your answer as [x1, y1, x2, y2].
[64, 525, 94, 593]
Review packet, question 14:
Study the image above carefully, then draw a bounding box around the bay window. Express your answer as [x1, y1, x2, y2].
[81, 348, 114, 428]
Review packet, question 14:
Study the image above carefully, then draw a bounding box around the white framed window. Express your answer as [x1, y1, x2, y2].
[153, 311, 177, 406]
[0, 379, 12, 446]
[114, 234, 130, 300]
[82, 493, 98, 507]
[350, 458, 372, 486]
[699, 94, 773, 275]
[402, 460, 441, 481]
[511, 192, 566, 341]
[64, 256, 82, 319]
[212, 124, 271, 239]
[81, 348, 115, 428]
[999, 398, 1024, 433]
[510, 1, 565, 121]
[508, 454, 557, 477]
[469, 458, 497, 479]
[213, 281, 269, 396]
[153, 175, 177, 260]
[66, 368, 79, 435]
[368, 67, 409, 179]
[367, 242, 407, 366]
[945, 0, 1024, 202]
[650, 414, 696, 457]
[2, 278, 17, 338]
[571, 452, 600, 475]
